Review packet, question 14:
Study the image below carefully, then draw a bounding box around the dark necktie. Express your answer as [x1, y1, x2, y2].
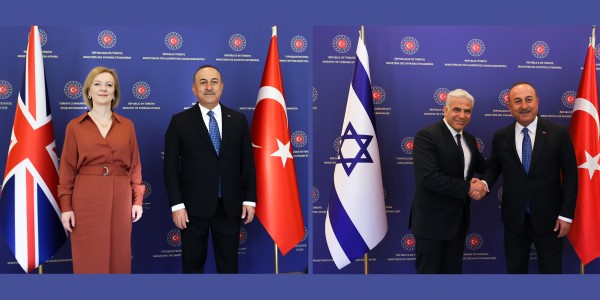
[208, 111, 222, 197]
[522, 127, 532, 212]
[456, 133, 465, 178]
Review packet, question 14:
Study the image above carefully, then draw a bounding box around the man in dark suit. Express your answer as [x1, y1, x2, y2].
[410, 89, 487, 274]
[163, 65, 256, 273]
[482, 82, 577, 273]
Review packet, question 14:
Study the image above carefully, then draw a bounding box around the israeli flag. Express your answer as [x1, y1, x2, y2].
[325, 31, 388, 269]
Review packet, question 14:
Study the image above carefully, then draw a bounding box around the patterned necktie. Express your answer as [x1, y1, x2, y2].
[208, 110, 222, 197]
[208, 111, 221, 154]
[522, 127, 532, 174]
[522, 127, 532, 213]
[456, 134, 465, 178]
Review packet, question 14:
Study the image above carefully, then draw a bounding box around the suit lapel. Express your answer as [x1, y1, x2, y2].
[220, 104, 233, 154]
[506, 123, 525, 174]
[189, 103, 218, 156]
[439, 121, 464, 172]
[464, 133, 477, 174]
[530, 118, 547, 171]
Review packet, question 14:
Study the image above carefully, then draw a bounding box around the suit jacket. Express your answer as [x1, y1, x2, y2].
[482, 117, 577, 234]
[410, 120, 486, 241]
[163, 102, 256, 219]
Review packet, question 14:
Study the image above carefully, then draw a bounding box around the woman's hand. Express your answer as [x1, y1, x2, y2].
[61, 211, 75, 233]
[132, 205, 143, 222]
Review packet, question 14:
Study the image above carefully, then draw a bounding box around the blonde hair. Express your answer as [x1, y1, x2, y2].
[82, 66, 120, 109]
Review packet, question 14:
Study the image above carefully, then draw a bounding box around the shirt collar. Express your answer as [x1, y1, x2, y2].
[443, 118, 462, 137]
[515, 116, 538, 135]
[198, 103, 222, 117]
[77, 111, 121, 124]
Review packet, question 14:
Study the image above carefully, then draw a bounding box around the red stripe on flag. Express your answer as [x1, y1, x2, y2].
[26, 170, 36, 272]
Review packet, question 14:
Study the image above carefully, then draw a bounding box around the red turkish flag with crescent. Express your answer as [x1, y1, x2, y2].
[251, 30, 304, 255]
[568, 40, 600, 265]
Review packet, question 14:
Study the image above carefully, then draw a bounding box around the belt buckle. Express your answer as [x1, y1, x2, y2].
[102, 166, 110, 176]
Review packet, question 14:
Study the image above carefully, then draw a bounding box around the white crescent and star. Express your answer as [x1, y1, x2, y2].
[573, 97, 600, 179]
[252, 85, 293, 168]
[271, 139, 293, 167]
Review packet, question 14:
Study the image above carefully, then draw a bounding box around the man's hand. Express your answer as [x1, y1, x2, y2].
[172, 208, 189, 229]
[554, 219, 571, 238]
[241, 205, 255, 224]
[469, 178, 488, 201]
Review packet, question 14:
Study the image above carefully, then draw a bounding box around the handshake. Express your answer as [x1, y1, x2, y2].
[469, 178, 488, 201]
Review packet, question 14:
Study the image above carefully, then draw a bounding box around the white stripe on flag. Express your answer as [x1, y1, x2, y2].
[14, 165, 27, 268]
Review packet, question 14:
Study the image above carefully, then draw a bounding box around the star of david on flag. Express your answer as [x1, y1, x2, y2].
[325, 29, 387, 269]
[338, 123, 374, 176]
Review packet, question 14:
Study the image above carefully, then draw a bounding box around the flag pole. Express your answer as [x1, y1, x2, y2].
[275, 243, 279, 274]
[271, 24, 280, 276]
[361, 25, 370, 276]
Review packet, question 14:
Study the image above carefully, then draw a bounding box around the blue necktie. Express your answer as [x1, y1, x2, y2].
[522, 127, 532, 212]
[522, 127, 532, 174]
[208, 111, 222, 197]
[208, 111, 221, 154]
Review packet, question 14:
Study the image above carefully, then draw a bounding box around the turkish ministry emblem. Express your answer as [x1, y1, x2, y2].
[0, 80, 13, 99]
[98, 30, 117, 48]
[165, 32, 183, 50]
[532, 41, 549, 59]
[401, 36, 419, 55]
[467, 39, 485, 57]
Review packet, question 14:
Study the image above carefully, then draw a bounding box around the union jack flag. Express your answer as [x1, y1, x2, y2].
[0, 26, 66, 273]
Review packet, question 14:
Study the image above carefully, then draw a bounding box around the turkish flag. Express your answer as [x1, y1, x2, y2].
[568, 40, 600, 265]
[251, 28, 305, 255]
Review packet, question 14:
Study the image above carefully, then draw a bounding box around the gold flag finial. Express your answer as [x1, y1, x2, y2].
[360, 26, 365, 43]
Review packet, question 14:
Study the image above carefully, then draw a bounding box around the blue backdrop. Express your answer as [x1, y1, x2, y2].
[0, 25, 310, 274]
[3, 25, 600, 275]
[312, 25, 600, 274]
[3, 0, 600, 298]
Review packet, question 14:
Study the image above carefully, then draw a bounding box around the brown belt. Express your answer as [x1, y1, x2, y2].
[79, 165, 129, 176]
